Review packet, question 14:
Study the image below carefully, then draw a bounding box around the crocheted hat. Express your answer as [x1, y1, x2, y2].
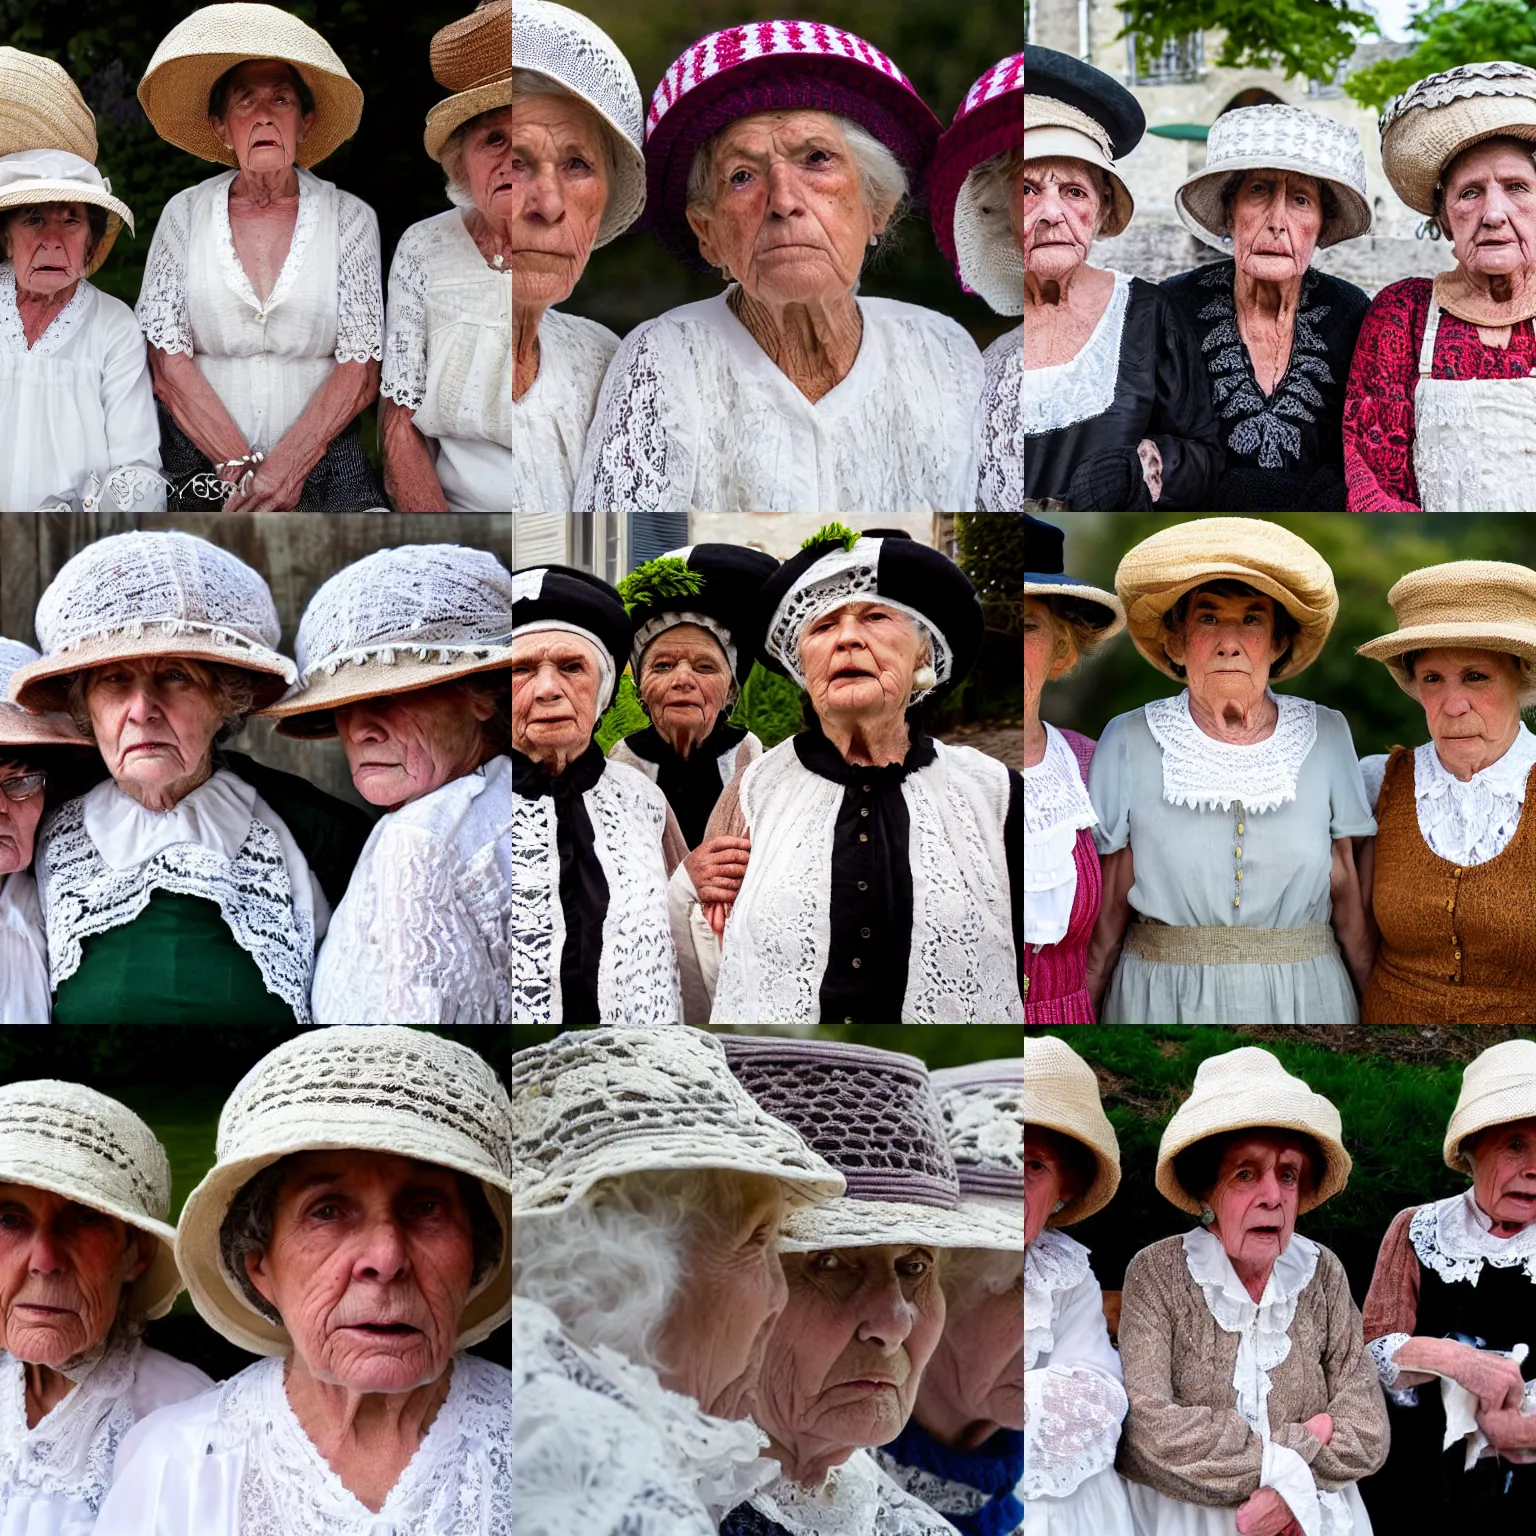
[758, 525, 983, 704]
[1356, 560, 1536, 704]
[7, 531, 296, 715]
[1025, 514, 1125, 641]
[618, 543, 780, 686]
[0, 149, 134, 275]
[263, 544, 511, 738]
[511, 564, 633, 713]
[930, 1058, 1023, 1249]
[1155, 1047, 1351, 1216]
[1176, 104, 1371, 250]
[0, 47, 98, 161]
[1444, 1038, 1536, 1172]
[177, 1026, 513, 1357]
[1381, 61, 1536, 216]
[1022, 1036, 1119, 1226]
[425, 0, 513, 163]
[0, 1080, 184, 1319]
[644, 19, 943, 269]
[510, 1028, 845, 1216]
[1115, 516, 1339, 680]
[498, 0, 645, 242]
[0, 638, 90, 749]
[720, 1036, 1022, 1252]
[137, 3, 363, 169]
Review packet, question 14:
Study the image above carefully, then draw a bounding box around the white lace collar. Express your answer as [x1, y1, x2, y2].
[1022, 270, 1132, 436]
[1024, 723, 1096, 840]
[0, 262, 92, 359]
[1410, 1190, 1536, 1285]
[82, 770, 256, 870]
[211, 167, 323, 318]
[1025, 1226, 1091, 1369]
[1411, 724, 1536, 866]
[1144, 690, 1318, 814]
[747, 1448, 956, 1536]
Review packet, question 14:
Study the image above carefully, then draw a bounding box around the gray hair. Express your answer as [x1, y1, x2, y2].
[65, 657, 258, 748]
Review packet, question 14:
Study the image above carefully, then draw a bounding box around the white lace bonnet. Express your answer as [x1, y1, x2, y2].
[6, 530, 296, 716]
[424, 0, 513, 164]
[0, 1080, 184, 1319]
[264, 543, 510, 738]
[1154, 1046, 1351, 1217]
[1444, 1037, 1536, 1172]
[1023, 1035, 1120, 1226]
[176, 1026, 514, 1357]
[931, 1058, 1023, 1249]
[0, 637, 90, 749]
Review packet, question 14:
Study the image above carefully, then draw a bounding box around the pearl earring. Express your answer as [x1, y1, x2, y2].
[868, 234, 879, 247]
[1052, 1200, 1066, 1214]
[1199, 1204, 1217, 1227]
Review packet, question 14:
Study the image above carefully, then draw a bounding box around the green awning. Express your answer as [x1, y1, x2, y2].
[1149, 123, 1209, 141]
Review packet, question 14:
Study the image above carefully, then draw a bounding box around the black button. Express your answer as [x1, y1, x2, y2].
[860, 807, 870, 817]
[852, 957, 862, 969]
[857, 880, 868, 891]
[860, 926, 871, 938]
[859, 832, 868, 843]
[862, 784, 872, 793]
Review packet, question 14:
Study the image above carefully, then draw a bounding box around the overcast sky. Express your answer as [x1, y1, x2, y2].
[1365, 0, 1419, 42]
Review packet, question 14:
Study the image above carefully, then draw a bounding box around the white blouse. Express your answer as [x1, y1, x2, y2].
[0, 267, 163, 511]
[976, 324, 1022, 512]
[96, 1352, 508, 1536]
[739, 1453, 962, 1536]
[380, 209, 518, 512]
[136, 169, 382, 455]
[0, 870, 47, 1024]
[312, 755, 510, 1025]
[575, 289, 983, 513]
[1025, 723, 1096, 947]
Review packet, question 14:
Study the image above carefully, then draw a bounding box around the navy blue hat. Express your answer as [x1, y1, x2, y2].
[511, 564, 633, 707]
[1024, 515, 1124, 635]
[1025, 45, 1145, 158]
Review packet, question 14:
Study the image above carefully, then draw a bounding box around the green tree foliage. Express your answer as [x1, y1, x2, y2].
[957, 511, 1024, 635]
[1346, 0, 1536, 111]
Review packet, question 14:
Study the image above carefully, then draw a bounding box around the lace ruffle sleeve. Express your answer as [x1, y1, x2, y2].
[380, 220, 429, 410]
[1025, 1365, 1130, 1500]
[333, 191, 383, 365]
[976, 329, 1022, 512]
[135, 189, 194, 356]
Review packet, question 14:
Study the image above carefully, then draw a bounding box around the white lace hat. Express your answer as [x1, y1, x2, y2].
[0, 148, 134, 276]
[177, 1027, 512, 1358]
[0, 638, 90, 749]
[507, 0, 646, 245]
[424, 0, 513, 164]
[0, 1080, 184, 1320]
[1023, 1035, 1120, 1226]
[1444, 1038, 1536, 1171]
[511, 1028, 845, 1217]
[6, 531, 295, 715]
[930, 1058, 1023, 1250]
[262, 544, 511, 738]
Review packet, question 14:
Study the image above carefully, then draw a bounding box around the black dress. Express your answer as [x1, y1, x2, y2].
[618, 719, 748, 848]
[1161, 259, 1370, 511]
[1023, 274, 1221, 510]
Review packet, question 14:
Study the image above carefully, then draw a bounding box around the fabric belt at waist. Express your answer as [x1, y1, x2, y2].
[1125, 919, 1337, 965]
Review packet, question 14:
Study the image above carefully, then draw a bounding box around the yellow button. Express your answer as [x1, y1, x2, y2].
[1455, 951, 1462, 960]
[1237, 822, 1245, 834]
[1234, 896, 1241, 907]
[1234, 846, 1242, 857]
[1236, 871, 1244, 881]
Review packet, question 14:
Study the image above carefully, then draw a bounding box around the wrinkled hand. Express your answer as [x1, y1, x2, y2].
[224, 452, 307, 512]
[1477, 1404, 1536, 1456]
[1442, 1343, 1528, 1414]
[1234, 1487, 1297, 1536]
[1301, 1411, 1334, 1447]
[1136, 438, 1163, 503]
[684, 835, 751, 906]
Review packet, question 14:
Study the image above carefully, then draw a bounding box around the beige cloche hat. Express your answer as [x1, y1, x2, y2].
[1155, 1046, 1351, 1216]
[1444, 1038, 1536, 1172]
[1023, 1035, 1120, 1227]
[0, 638, 90, 750]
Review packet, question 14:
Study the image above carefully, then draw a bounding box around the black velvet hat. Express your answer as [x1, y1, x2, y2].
[1024, 45, 1145, 158]
[511, 564, 633, 707]
[1023, 514, 1124, 634]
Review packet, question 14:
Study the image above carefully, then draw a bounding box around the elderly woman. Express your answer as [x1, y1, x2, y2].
[1086, 518, 1376, 1024]
[579, 21, 982, 514]
[1346, 62, 1536, 511]
[96, 1026, 510, 1533]
[1355, 560, 1536, 1022]
[1362, 1037, 1536, 1529]
[1025, 515, 1125, 1022]
[383, 1, 641, 512]
[511, 1027, 844, 1533]
[1021, 47, 1219, 511]
[671, 526, 1022, 1023]
[512, 563, 682, 1024]
[6, 531, 371, 1024]
[261, 543, 511, 1024]
[1162, 104, 1372, 511]
[0, 1079, 211, 1531]
[1117, 1047, 1389, 1536]
[135, 4, 382, 511]
[718, 1035, 1021, 1535]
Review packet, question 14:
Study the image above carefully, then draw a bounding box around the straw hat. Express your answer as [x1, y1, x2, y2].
[0, 149, 134, 276]
[262, 544, 510, 738]
[1025, 514, 1125, 641]
[1356, 560, 1536, 704]
[137, 3, 363, 169]
[1115, 516, 1339, 681]
[0, 47, 97, 161]
[1023, 1035, 1120, 1226]
[425, 0, 517, 167]
[1176, 104, 1371, 250]
[6, 531, 295, 715]
[1155, 1047, 1351, 1216]
[0, 638, 90, 750]
[930, 1058, 1023, 1249]
[1444, 1038, 1536, 1172]
[1381, 61, 1536, 217]
[0, 1081, 184, 1320]
[177, 1027, 513, 1357]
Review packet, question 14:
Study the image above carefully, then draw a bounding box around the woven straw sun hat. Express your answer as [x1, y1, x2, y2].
[1356, 560, 1536, 704]
[1176, 103, 1371, 250]
[1443, 1038, 1536, 1172]
[0, 638, 90, 750]
[137, 3, 363, 169]
[1115, 516, 1339, 681]
[262, 544, 510, 738]
[5, 531, 295, 716]
[425, 0, 517, 169]
[930, 1058, 1023, 1249]
[1155, 1047, 1351, 1217]
[177, 1026, 513, 1357]
[510, 1028, 845, 1219]
[1022, 1035, 1119, 1227]
[1025, 514, 1125, 642]
[1381, 61, 1536, 216]
[0, 48, 97, 161]
[0, 1080, 184, 1320]
[0, 149, 134, 277]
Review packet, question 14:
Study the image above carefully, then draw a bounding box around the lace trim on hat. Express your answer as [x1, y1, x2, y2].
[0, 263, 90, 359]
[1025, 1227, 1091, 1369]
[1382, 60, 1536, 131]
[937, 1079, 1022, 1179]
[742, 1450, 960, 1536]
[977, 328, 1023, 510]
[1409, 724, 1536, 866]
[1410, 1190, 1536, 1285]
[1022, 271, 1129, 436]
[1144, 690, 1318, 814]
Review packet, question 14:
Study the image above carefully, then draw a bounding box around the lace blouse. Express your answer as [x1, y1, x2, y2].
[0, 266, 163, 511]
[379, 209, 520, 512]
[722, 1451, 963, 1536]
[95, 1351, 508, 1536]
[135, 170, 383, 456]
[976, 325, 1022, 512]
[1025, 723, 1098, 947]
[575, 289, 983, 513]
[312, 755, 510, 1024]
[0, 869, 48, 1024]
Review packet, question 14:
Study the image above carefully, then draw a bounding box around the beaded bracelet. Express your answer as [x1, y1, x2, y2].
[215, 451, 265, 474]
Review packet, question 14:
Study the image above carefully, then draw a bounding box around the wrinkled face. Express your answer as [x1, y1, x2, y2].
[6, 203, 91, 297]
[1024, 1127, 1080, 1246]
[509, 95, 608, 308]
[799, 602, 928, 723]
[1205, 1134, 1310, 1273]
[638, 624, 733, 745]
[922, 1256, 1025, 1431]
[0, 756, 45, 876]
[687, 110, 885, 306]
[84, 658, 225, 794]
[245, 1150, 477, 1395]
[0, 1185, 147, 1367]
[462, 105, 517, 225]
[1468, 1117, 1536, 1230]
[1163, 590, 1285, 706]
[1024, 597, 1074, 723]
[335, 681, 494, 809]
[209, 60, 314, 174]
[1009, 160, 1026, 253]
[755, 1244, 945, 1462]
[1441, 140, 1536, 277]
[1228, 171, 1324, 283]
[510, 631, 602, 765]
[1020, 156, 1101, 283]
[1411, 648, 1524, 768]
